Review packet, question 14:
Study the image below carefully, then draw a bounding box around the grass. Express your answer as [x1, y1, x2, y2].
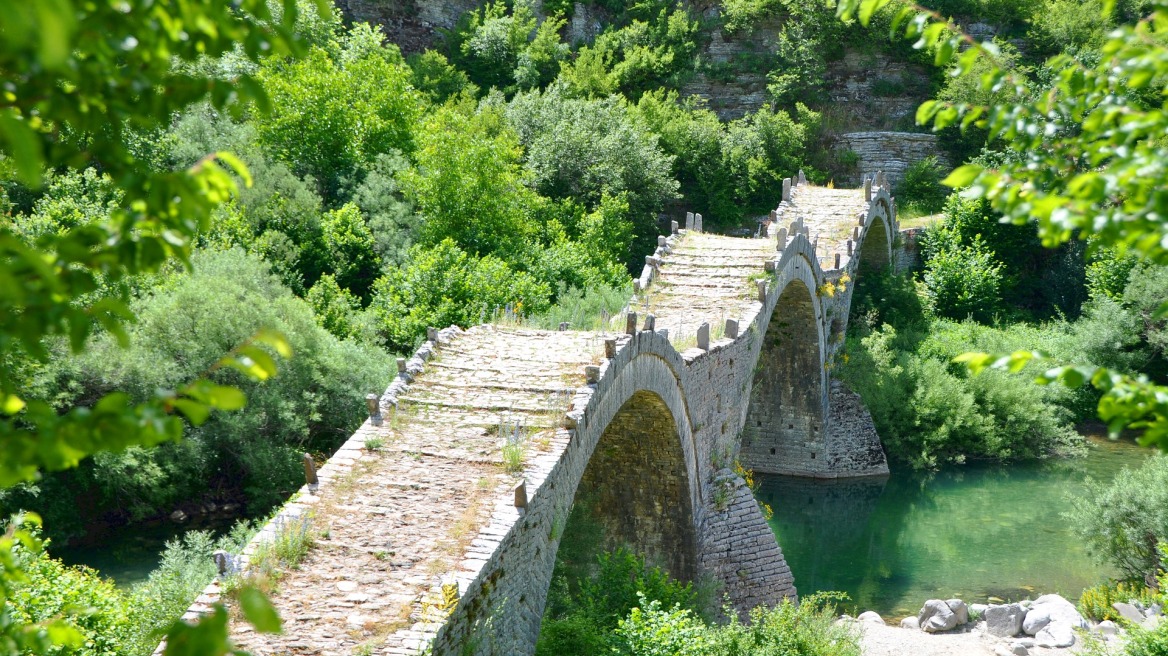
[365, 437, 385, 451]
[898, 210, 943, 230]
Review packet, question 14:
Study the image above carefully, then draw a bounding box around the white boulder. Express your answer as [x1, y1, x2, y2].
[919, 599, 958, 633]
[857, 611, 885, 624]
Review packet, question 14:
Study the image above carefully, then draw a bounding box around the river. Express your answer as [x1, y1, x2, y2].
[757, 435, 1149, 619]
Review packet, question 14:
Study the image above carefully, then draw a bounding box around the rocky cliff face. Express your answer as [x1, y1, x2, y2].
[336, 0, 487, 54]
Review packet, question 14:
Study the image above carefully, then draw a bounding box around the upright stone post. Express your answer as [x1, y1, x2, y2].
[695, 213, 703, 232]
[799, 169, 806, 185]
[853, 225, 861, 240]
[847, 240, 853, 256]
[724, 318, 740, 339]
[604, 338, 617, 359]
[782, 178, 791, 202]
[584, 365, 601, 384]
[756, 279, 768, 303]
[396, 357, 407, 376]
[303, 453, 318, 488]
[671, 220, 679, 234]
[625, 312, 638, 336]
[686, 211, 694, 230]
[657, 235, 667, 247]
[427, 327, 439, 343]
[643, 314, 656, 332]
[834, 253, 841, 269]
[697, 322, 710, 350]
[514, 480, 528, 510]
[777, 226, 788, 248]
[864, 177, 872, 202]
[366, 393, 381, 426]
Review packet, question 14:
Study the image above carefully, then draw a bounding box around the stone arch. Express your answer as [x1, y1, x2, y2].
[555, 333, 700, 580]
[563, 387, 699, 579]
[857, 211, 892, 270]
[740, 243, 829, 476]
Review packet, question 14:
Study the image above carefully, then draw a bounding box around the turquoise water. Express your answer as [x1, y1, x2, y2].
[756, 436, 1150, 619]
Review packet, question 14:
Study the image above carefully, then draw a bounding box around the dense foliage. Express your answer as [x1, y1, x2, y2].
[1069, 455, 1168, 584]
[537, 548, 858, 656]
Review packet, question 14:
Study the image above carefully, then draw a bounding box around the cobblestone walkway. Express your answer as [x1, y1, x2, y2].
[639, 184, 870, 345]
[229, 326, 601, 655]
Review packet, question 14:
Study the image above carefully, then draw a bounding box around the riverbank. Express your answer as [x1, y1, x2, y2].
[850, 592, 1149, 656]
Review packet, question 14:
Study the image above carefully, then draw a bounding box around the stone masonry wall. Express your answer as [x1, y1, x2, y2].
[836, 132, 951, 187]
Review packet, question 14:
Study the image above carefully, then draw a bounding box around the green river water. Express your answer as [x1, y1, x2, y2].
[756, 435, 1149, 619]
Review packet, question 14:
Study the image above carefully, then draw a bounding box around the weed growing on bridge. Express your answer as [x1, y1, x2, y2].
[365, 437, 385, 451]
[235, 513, 316, 597]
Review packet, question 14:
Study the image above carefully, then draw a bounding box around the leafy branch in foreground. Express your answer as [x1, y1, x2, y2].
[958, 351, 1168, 450]
[836, 0, 1168, 446]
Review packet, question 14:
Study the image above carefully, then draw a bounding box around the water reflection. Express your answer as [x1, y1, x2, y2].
[759, 436, 1149, 618]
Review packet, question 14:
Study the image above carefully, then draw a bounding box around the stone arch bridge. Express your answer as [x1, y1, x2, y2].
[207, 177, 898, 655]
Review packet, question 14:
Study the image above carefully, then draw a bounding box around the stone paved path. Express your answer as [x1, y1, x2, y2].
[229, 326, 601, 655]
[638, 184, 875, 346]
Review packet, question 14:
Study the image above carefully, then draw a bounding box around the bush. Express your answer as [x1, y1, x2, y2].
[837, 320, 1084, 469]
[1068, 455, 1168, 584]
[126, 522, 256, 654]
[1079, 580, 1159, 622]
[896, 156, 948, 216]
[610, 591, 861, 656]
[922, 235, 1003, 323]
[7, 530, 138, 656]
[371, 239, 552, 352]
[537, 548, 699, 656]
[2, 249, 391, 539]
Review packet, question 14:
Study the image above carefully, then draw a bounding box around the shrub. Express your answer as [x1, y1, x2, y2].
[2, 249, 391, 538]
[1079, 580, 1159, 622]
[537, 548, 699, 656]
[922, 235, 1003, 322]
[126, 522, 256, 654]
[1068, 455, 1168, 584]
[705, 592, 860, 656]
[837, 320, 1084, 469]
[6, 529, 137, 656]
[371, 239, 552, 352]
[896, 156, 948, 216]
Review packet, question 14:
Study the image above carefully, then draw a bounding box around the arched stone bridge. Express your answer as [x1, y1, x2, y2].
[212, 177, 897, 655]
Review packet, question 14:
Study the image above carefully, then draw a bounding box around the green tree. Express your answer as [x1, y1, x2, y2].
[255, 26, 421, 201]
[0, 0, 325, 651]
[319, 203, 381, 302]
[371, 239, 551, 352]
[505, 88, 678, 265]
[835, 0, 1168, 448]
[400, 106, 539, 259]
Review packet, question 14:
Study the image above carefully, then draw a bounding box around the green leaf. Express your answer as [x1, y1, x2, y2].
[954, 351, 993, 375]
[215, 151, 253, 188]
[915, 100, 939, 127]
[253, 329, 293, 358]
[2, 394, 26, 415]
[205, 385, 247, 411]
[173, 398, 212, 425]
[239, 586, 283, 634]
[0, 110, 45, 186]
[941, 164, 983, 188]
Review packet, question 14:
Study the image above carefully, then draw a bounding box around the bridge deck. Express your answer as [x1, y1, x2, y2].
[228, 326, 600, 655]
[642, 185, 871, 343]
